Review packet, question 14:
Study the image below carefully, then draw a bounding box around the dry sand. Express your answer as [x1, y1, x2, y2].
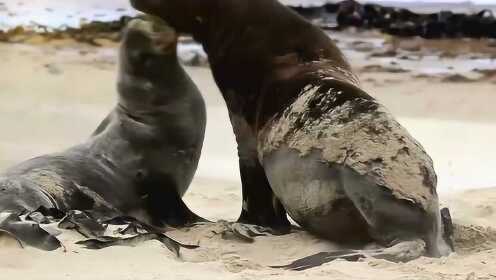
[0, 41, 496, 279]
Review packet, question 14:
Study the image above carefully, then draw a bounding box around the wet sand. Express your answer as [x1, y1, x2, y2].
[0, 36, 496, 279]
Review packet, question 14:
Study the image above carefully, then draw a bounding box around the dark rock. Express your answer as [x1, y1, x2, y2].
[289, 1, 496, 39]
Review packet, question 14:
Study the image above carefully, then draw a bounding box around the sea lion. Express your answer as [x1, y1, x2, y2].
[0, 17, 206, 249]
[130, 0, 453, 267]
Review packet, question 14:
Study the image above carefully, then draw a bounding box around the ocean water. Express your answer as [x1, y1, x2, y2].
[1, 0, 495, 29]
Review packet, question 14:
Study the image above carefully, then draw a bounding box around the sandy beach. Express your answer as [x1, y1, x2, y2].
[0, 31, 495, 279]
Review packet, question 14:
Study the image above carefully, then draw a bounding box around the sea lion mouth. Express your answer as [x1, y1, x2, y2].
[125, 16, 177, 53]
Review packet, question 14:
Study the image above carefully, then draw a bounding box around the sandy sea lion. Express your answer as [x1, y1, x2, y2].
[0, 17, 206, 249]
[130, 0, 453, 268]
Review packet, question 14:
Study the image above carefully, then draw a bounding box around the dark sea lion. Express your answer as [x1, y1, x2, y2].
[130, 0, 453, 267]
[0, 17, 206, 249]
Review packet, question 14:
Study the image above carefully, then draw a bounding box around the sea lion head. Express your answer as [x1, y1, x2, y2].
[120, 16, 177, 77]
[129, 0, 212, 34]
[118, 16, 180, 111]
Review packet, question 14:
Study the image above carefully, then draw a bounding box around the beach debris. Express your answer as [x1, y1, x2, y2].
[69, 214, 199, 256]
[0, 212, 62, 251]
[116, 223, 146, 235]
[0, 206, 200, 255]
[76, 233, 199, 257]
[58, 210, 107, 238]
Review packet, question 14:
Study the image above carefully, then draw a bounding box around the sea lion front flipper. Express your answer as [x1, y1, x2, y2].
[137, 174, 209, 227]
[152, 190, 209, 227]
[166, 194, 210, 226]
[271, 239, 427, 271]
[236, 158, 291, 233]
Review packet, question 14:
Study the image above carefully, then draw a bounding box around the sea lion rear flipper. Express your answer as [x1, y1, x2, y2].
[154, 192, 209, 227]
[0, 229, 24, 249]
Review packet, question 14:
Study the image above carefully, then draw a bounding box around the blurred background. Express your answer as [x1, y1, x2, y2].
[0, 0, 495, 198]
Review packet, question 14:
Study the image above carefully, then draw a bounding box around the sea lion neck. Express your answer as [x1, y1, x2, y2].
[116, 56, 188, 118]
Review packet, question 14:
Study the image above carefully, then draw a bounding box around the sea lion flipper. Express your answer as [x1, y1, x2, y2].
[236, 159, 290, 233]
[164, 195, 210, 226]
[141, 178, 208, 227]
